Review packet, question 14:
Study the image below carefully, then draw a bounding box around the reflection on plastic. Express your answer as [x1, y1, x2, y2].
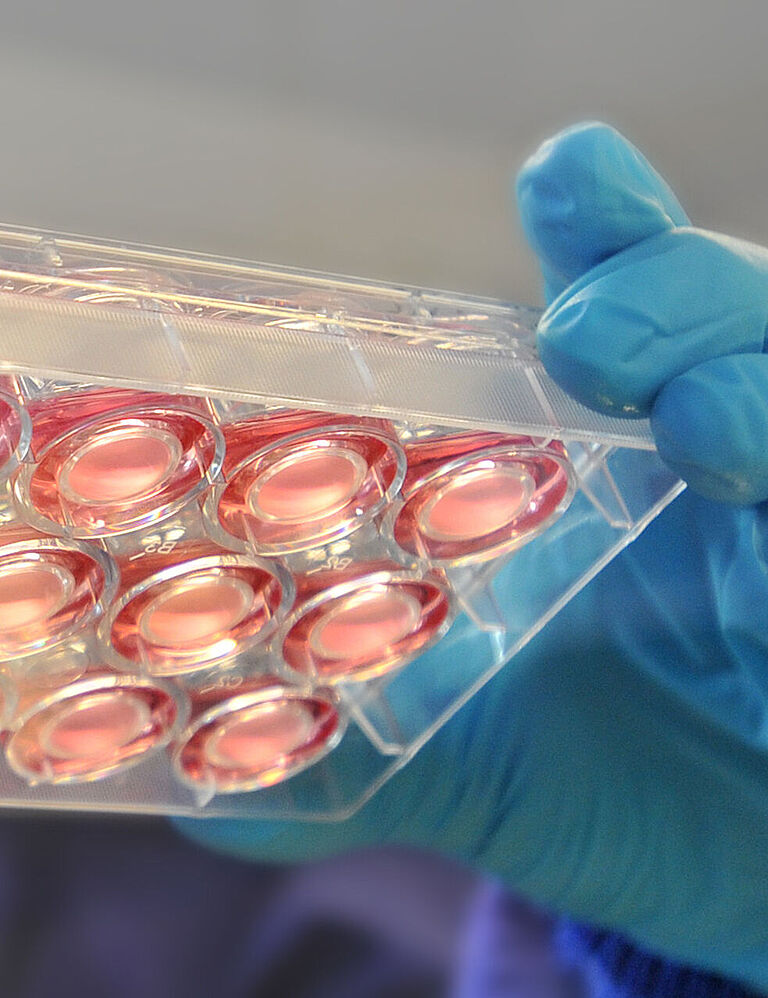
[173, 679, 342, 794]
[0, 232, 682, 819]
[6, 672, 186, 784]
[211, 411, 404, 554]
[393, 433, 575, 565]
[282, 562, 452, 684]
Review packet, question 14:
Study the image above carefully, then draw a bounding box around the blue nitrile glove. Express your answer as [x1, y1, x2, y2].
[177, 123, 768, 994]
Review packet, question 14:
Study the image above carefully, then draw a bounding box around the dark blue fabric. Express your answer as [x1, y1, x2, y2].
[0, 813, 755, 997]
[0, 816, 452, 998]
[452, 878, 761, 998]
[566, 925, 762, 998]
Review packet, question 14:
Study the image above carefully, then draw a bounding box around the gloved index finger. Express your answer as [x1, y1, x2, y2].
[515, 122, 690, 303]
[535, 226, 768, 418]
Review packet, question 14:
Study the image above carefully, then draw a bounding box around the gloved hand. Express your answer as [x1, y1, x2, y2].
[177, 123, 768, 994]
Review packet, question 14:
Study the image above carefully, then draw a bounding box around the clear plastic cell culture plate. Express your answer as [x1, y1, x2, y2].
[0, 224, 683, 820]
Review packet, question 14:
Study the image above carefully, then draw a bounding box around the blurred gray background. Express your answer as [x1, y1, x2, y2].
[0, 0, 766, 304]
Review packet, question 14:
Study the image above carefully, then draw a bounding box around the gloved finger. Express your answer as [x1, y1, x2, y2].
[515, 121, 689, 303]
[536, 227, 768, 417]
[651, 353, 768, 505]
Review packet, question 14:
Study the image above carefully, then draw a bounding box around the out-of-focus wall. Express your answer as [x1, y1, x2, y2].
[0, 1, 765, 303]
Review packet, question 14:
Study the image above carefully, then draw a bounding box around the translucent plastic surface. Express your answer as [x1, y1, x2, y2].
[0, 224, 683, 820]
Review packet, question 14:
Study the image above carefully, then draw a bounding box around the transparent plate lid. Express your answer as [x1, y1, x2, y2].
[0, 224, 682, 821]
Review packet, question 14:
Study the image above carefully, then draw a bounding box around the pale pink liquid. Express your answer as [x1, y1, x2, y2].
[0, 562, 73, 630]
[0, 542, 109, 655]
[419, 465, 534, 541]
[139, 576, 255, 647]
[176, 687, 340, 791]
[204, 700, 316, 769]
[41, 691, 151, 760]
[24, 392, 220, 536]
[283, 568, 450, 683]
[60, 428, 180, 504]
[216, 417, 401, 552]
[309, 587, 421, 660]
[248, 447, 367, 522]
[395, 434, 572, 563]
[109, 552, 284, 675]
[6, 675, 181, 782]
